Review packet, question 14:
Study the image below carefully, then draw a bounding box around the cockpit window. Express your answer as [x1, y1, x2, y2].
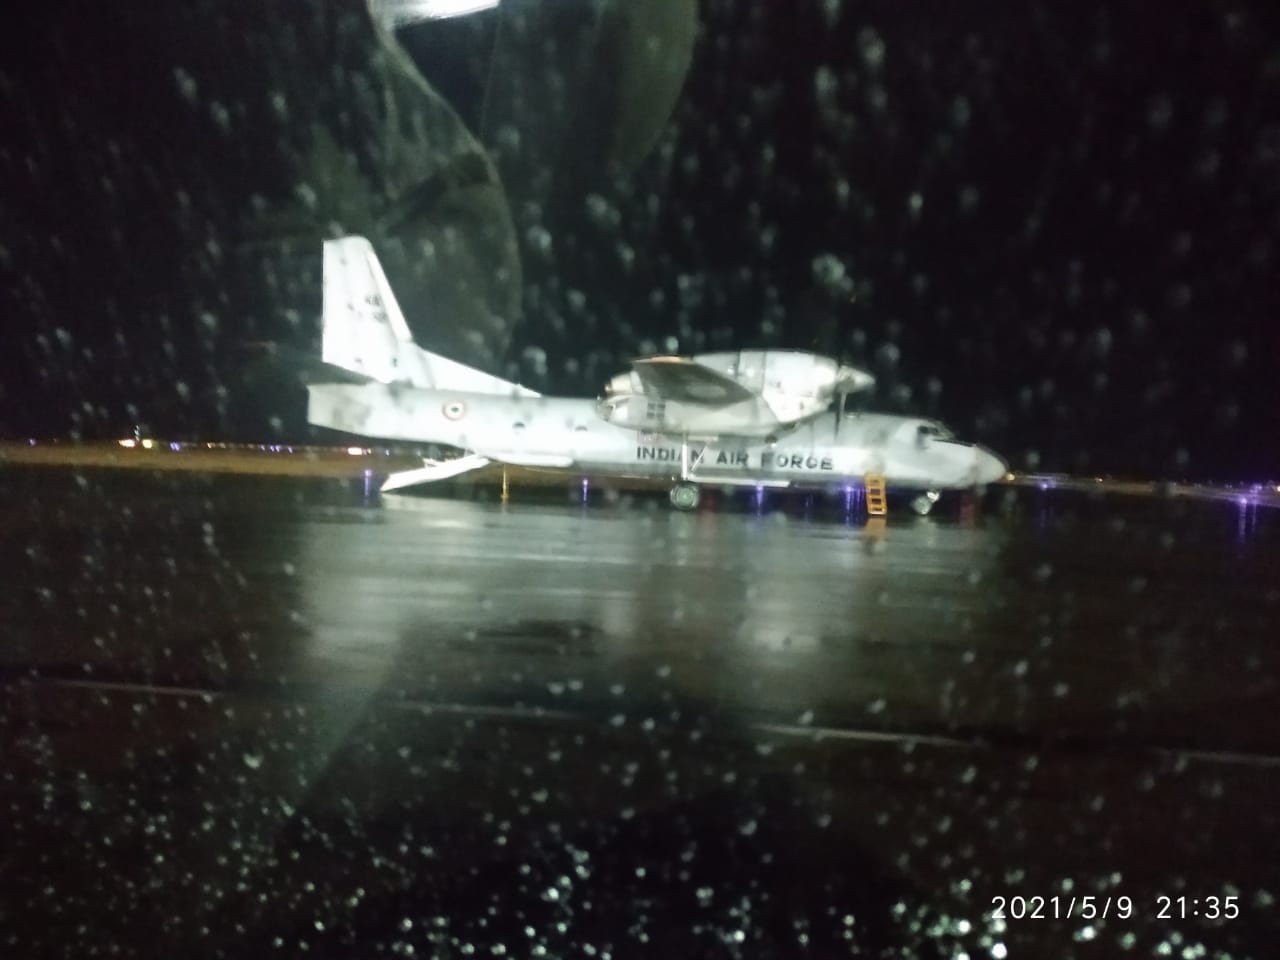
[916, 421, 955, 446]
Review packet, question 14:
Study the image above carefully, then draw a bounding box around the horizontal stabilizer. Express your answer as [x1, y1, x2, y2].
[380, 453, 491, 492]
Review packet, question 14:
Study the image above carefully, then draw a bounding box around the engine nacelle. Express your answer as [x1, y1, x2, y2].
[598, 350, 873, 436]
[690, 350, 848, 423]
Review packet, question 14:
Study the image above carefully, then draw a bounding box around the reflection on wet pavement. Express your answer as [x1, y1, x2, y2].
[2, 471, 1278, 956]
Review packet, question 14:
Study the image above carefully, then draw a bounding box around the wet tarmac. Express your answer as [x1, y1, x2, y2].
[2, 468, 1278, 958]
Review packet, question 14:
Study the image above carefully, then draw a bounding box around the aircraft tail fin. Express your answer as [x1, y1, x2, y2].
[321, 236, 537, 396]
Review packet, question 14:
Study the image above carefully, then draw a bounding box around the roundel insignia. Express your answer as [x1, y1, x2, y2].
[442, 400, 467, 420]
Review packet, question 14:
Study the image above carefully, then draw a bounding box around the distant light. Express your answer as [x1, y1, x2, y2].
[346, 446, 365, 456]
[170, 442, 180, 451]
[141, 438, 154, 449]
[118, 438, 137, 448]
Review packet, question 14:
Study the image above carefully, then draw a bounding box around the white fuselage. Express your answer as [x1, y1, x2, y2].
[307, 382, 1007, 490]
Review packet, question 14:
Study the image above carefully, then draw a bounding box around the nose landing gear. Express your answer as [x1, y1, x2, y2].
[910, 490, 941, 516]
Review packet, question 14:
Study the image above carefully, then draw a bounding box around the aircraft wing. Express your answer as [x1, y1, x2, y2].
[631, 357, 757, 405]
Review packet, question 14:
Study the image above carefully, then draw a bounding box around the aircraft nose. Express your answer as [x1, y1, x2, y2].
[975, 446, 1008, 484]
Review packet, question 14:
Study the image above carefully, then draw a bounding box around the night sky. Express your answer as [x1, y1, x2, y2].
[1, 0, 1277, 480]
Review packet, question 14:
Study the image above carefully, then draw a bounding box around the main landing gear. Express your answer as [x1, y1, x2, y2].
[668, 434, 705, 511]
[669, 481, 701, 511]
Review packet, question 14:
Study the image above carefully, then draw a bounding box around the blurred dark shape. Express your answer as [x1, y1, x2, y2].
[397, 0, 697, 205]
[261, 7, 524, 369]
[487, 0, 697, 206]
[0, 1, 523, 439]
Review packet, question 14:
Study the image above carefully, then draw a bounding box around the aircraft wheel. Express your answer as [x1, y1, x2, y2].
[910, 491, 941, 516]
[669, 482, 700, 511]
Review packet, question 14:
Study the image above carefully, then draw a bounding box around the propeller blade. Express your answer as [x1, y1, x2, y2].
[835, 365, 875, 393]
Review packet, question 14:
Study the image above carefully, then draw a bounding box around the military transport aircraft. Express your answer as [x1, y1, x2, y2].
[306, 237, 1007, 512]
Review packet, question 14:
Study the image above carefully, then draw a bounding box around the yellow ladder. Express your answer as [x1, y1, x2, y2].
[864, 473, 887, 516]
